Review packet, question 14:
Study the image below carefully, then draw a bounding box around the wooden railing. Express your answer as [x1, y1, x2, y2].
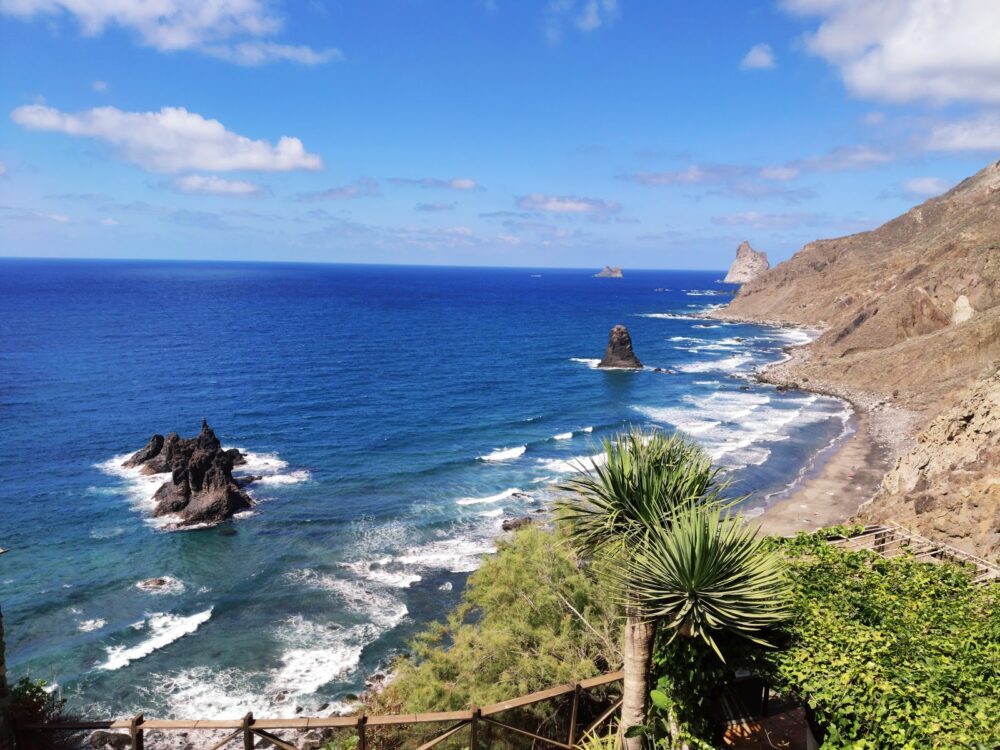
[828, 523, 1000, 584]
[18, 670, 624, 750]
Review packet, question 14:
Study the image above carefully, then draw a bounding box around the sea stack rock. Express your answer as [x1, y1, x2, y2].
[724, 241, 769, 284]
[594, 266, 623, 278]
[123, 420, 252, 527]
[598, 325, 643, 369]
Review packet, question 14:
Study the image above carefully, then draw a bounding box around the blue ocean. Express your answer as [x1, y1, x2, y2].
[0, 260, 848, 719]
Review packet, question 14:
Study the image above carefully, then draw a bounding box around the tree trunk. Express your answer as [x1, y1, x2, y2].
[620, 612, 655, 750]
[0, 605, 15, 750]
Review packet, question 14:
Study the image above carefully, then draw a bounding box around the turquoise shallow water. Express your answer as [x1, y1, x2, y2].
[0, 260, 848, 718]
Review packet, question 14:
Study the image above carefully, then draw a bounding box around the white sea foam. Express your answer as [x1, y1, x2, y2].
[581, 426, 594, 433]
[479, 445, 526, 462]
[570, 357, 601, 368]
[252, 469, 311, 486]
[78, 618, 107, 632]
[90, 527, 125, 539]
[341, 554, 422, 588]
[535, 451, 607, 475]
[637, 313, 699, 320]
[397, 536, 498, 574]
[479, 508, 504, 518]
[675, 353, 752, 374]
[135, 576, 186, 595]
[553, 431, 573, 441]
[456, 487, 523, 506]
[272, 616, 379, 695]
[98, 609, 213, 671]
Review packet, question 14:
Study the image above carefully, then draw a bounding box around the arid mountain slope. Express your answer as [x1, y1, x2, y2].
[716, 159, 1000, 559]
[718, 159, 1000, 411]
[860, 369, 1000, 558]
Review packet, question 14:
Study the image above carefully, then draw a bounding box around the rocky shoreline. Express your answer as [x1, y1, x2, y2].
[705, 311, 925, 534]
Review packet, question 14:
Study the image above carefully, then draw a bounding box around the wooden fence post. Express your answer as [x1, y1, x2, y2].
[567, 683, 580, 748]
[469, 706, 480, 750]
[129, 713, 144, 750]
[357, 712, 367, 750]
[242, 712, 254, 750]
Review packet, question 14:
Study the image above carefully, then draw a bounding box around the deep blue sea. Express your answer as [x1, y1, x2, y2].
[0, 259, 848, 719]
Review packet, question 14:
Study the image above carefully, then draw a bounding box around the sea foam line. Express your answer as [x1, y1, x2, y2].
[97, 609, 213, 671]
[478, 445, 526, 462]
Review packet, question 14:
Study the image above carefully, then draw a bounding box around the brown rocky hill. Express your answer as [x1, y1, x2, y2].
[860, 369, 1000, 557]
[715, 158, 1000, 558]
[718, 159, 1000, 411]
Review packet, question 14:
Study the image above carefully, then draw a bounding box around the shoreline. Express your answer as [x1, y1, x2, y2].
[728, 324, 923, 535]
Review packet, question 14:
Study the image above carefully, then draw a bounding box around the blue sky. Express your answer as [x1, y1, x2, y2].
[1, 0, 998, 269]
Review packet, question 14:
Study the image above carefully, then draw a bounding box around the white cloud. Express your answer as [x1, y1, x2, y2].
[926, 113, 1000, 152]
[516, 193, 620, 214]
[92, 80, 108, 93]
[740, 43, 775, 70]
[902, 176, 950, 197]
[861, 111, 886, 125]
[1, 0, 337, 65]
[100, 217, 119, 226]
[711, 211, 819, 229]
[545, 0, 619, 42]
[0, 162, 6, 176]
[174, 174, 263, 196]
[202, 41, 341, 66]
[300, 178, 380, 201]
[759, 166, 799, 180]
[783, 0, 1000, 104]
[790, 144, 892, 172]
[389, 177, 481, 191]
[11, 104, 323, 173]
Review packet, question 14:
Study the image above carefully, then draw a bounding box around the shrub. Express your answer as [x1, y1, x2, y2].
[767, 530, 1000, 747]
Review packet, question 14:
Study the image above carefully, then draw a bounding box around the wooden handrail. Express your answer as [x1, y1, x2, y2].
[21, 670, 624, 749]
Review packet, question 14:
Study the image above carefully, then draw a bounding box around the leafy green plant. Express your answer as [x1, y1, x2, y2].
[767, 530, 1000, 747]
[555, 430, 734, 747]
[8, 678, 66, 726]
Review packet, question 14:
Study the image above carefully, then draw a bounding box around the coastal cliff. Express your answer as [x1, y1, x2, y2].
[723, 241, 769, 284]
[861, 369, 1000, 558]
[716, 159, 1000, 558]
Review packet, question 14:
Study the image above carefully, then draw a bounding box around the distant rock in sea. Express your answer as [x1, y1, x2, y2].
[723, 241, 769, 284]
[594, 266, 623, 278]
[598, 325, 642, 369]
[123, 420, 252, 528]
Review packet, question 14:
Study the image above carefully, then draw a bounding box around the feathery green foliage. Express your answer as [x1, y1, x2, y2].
[626, 503, 790, 659]
[370, 525, 620, 714]
[555, 431, 730, 561]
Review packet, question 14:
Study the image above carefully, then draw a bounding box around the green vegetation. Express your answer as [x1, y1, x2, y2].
[766, 529, 1000, 748]
[360, 433, 999, 749]
[555, 431, 791, 748]
[369, 524, 619, 714]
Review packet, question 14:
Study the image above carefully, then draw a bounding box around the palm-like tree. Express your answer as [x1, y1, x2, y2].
[627, 502, 790, 660]
[556, 431, 729, 749]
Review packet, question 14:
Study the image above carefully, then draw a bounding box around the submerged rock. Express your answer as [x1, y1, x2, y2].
[123, 420, 252, 527]
[502, 516, 534, 532]
[598, 325, 643, 369]
[724, 240, 770, 284]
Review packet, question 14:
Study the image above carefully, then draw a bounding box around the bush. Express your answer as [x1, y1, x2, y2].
[767, 530, 1000, 748]
[371, 525, 621, 713]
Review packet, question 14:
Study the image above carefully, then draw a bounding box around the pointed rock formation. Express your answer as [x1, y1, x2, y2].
[123, 420, 252, 527]
[598, 325, 643, 369]
[724, 241, 769, 284]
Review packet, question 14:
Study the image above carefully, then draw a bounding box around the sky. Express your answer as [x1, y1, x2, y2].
[1, 0, 998, 270]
